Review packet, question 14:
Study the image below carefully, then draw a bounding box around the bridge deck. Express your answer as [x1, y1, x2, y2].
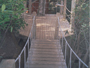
[23, 14, 68, 68]
[25, 39, 67, 68]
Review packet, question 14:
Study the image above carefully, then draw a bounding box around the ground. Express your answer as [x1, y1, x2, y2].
[0, 31, 27, 62]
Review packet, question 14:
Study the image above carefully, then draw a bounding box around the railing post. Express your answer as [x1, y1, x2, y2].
[29, 0, 32, 15]
[70, 49, 72, 68]
[65, 42, 67, 61]
[79, 60, 81, 68]
[54, 13, 60, 39]
[32, 12, 36, 39]
[19, 56, 21, 68]
[60, 0, 63, 14]
[24, 48, 26, 68]
[63, 0, 67, 19]
[28, 39, 29, 55]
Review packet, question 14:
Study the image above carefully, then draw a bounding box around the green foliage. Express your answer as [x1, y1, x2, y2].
[75, 0, 89, 34]
[72, 0, 89, 62]
[0, 0, 27, 33]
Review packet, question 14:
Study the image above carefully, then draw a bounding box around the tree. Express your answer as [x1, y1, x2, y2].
[69, 0, 89, 67]
[0, 0, 27, 33]
[38, 0, 46, 15]
[0, 0, 27, 46]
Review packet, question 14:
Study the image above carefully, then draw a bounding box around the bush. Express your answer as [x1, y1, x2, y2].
[0, 0, 27, 33]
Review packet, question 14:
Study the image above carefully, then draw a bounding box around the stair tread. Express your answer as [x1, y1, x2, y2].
[25, 64, 66, 68]
[27, 57, 65, 62]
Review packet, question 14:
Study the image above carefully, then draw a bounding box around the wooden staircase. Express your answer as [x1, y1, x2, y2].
[25, 39, 67, 68]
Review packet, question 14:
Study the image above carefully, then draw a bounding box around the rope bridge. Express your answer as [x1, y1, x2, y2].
[15, 0, 88, 68]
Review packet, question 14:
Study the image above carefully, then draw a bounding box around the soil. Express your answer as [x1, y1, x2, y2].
[0, 31, 27, 63]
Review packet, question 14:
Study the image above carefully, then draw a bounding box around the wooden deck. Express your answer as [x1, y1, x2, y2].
[19, 14, 71, 38]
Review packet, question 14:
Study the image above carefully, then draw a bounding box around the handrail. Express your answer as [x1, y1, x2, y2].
[15, 16, 36, 68]
[57, 17, 88, 68]
[66, 7, 71, 13]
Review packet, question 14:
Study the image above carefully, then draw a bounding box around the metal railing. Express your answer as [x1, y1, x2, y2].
[57, 17, 88, 68]
[15, 16, 36, 68]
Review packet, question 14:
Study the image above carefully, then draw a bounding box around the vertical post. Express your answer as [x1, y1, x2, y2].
[24, 48, 26, 68]
[19, 56, 21, 68]
[65, 42, 67, 61]
[32, 12, 36, 39]
[63, 0, 67, 19]
[60, 0, 63, 14]
[70, 50, 72, 68]
[70, 0, 76, 32]
[43, 0, 46, 15]
[54, 13, 60, 39]
[62, 37, 63, 49]
[28, 39, 29, 54]
[29, 0, 32, 14]
[79, 60, 81, 68]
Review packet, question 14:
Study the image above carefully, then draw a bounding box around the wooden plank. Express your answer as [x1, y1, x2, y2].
[27, 61, 66, 65]
[25, 64, 67, 68]
[27, 57, 65, 62]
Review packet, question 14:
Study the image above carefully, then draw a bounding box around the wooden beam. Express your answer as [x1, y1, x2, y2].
[32, 12, 37, 39]
[54, 13, 60, 39]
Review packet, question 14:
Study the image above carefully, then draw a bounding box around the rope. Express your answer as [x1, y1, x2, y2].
[15, 16, 35, 62]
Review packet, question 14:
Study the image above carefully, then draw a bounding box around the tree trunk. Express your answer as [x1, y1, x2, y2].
[38, 0, 46, 16]
[29, 0, 32, 14]
[70, 0, 76, 32]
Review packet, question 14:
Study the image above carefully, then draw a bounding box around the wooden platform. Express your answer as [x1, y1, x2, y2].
[19, 14, 71, 38]
[25, 39, 67, 68]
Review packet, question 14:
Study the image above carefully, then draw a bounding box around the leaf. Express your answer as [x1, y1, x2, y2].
[9, 0, 12, 2]
[1, 4, 6, 12]
[11, 26, 13, 32]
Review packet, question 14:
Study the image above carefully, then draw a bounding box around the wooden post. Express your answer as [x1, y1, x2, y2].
[32, 12, 36, 39]
[60, 0, 63, 14]
[70, 0, 76, 32]
[63, 0, 67, 19]
[54, 13, 60, 39]
[89, 21, 90, 68]
[29, 0, 32, 15]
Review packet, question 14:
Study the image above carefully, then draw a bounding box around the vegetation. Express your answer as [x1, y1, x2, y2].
[0, 0, 28, 47]
[68, 0, 89, 67]
[0, 0, 27, 33]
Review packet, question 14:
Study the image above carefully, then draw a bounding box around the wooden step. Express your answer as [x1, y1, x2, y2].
[29, 51, 62, 55]
[25, 64, 67, 68]
[30, 46, 61, 49]
[27, 57, 65, 62]
[29, 48, 60, 52]
[26, 61, 66, 65]
[32, 39, 59, 42]
[28, 54, 64, 58]
[32, 43, 61, 47]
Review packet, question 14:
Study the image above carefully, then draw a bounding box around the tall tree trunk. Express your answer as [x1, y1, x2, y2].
[38, 0, 46, 16]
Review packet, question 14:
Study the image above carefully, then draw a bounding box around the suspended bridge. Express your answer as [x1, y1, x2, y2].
[15, 0, 88, 68]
